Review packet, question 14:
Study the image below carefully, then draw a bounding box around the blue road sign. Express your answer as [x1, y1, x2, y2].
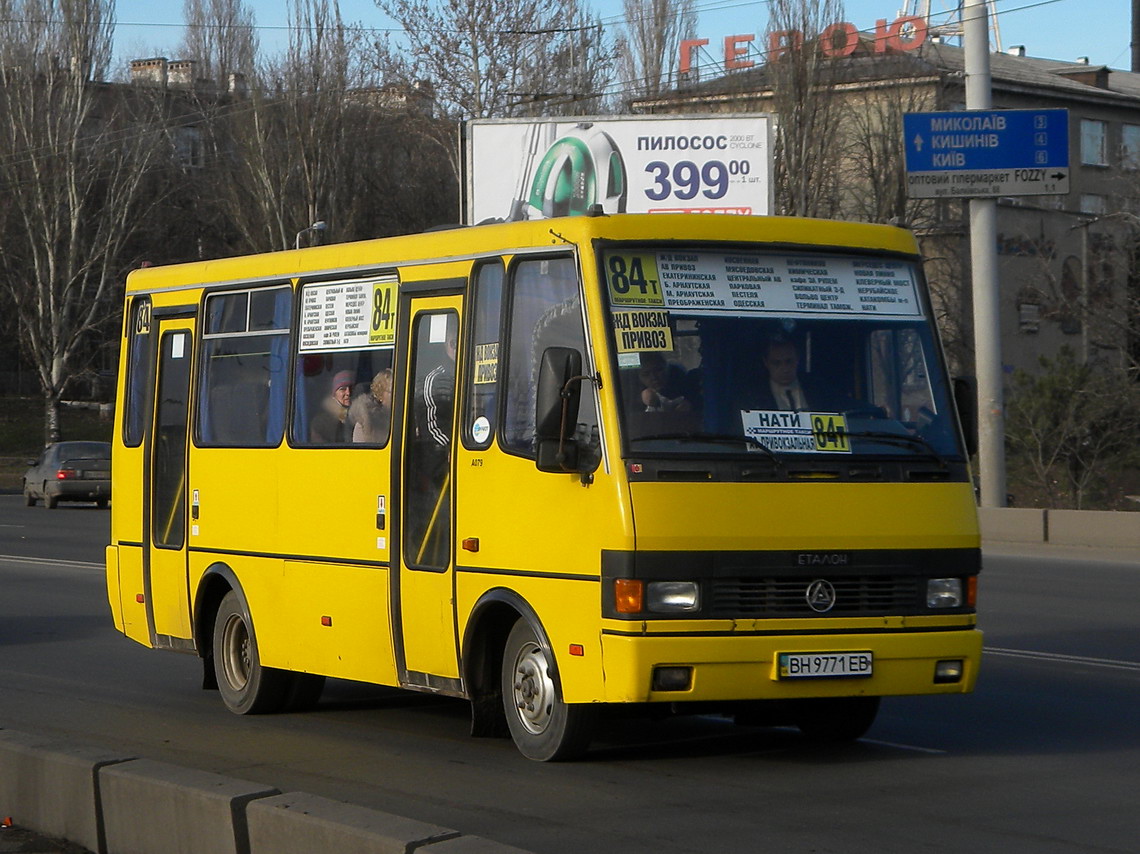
[903, 109, 1069, 198]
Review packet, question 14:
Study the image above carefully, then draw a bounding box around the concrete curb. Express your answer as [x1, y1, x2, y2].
[0, 729, 532, 854]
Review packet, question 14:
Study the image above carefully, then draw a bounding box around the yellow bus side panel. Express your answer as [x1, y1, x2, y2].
[601, 629, 983, 703]
[273, 449, 392, 575]
[454, 454, 633, 583]
[186, 552, 397, 686]
[114, 544, 151, 646]
[188, 449, 281, 565]
[401, 567, 459, 679]
[629, 481, 980, 551]
[273, 561, 396, 684]
[455, 572, 605, 704]
[105, 545, 124, 632]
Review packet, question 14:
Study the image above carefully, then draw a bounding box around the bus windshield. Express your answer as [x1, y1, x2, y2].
[602, 245, 963, 462]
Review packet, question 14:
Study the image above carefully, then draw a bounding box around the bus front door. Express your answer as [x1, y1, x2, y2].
[396, 298, 461, 690]
[145, 319, 195, 648]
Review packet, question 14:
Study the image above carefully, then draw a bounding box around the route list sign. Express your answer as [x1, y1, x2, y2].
[300, 278, 397, 352]
[604, 250, 922, 319]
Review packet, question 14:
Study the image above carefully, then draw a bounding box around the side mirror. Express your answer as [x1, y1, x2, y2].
[952, 376, 978, 457]
[535, 347, 583, 473]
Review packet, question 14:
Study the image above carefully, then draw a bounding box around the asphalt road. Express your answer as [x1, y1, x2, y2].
[1, 494, 1138, 853]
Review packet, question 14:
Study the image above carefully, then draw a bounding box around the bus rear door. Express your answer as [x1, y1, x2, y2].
[146, 317, 195, 647]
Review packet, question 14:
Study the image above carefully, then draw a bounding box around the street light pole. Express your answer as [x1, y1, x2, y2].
[294, 220, 327, 250]
[965, 0, 1006, 507]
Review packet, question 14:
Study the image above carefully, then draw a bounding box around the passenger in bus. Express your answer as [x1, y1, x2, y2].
[310, 370, 353, 443]
[638, 352, 693, 412]
[743, 336, 838, 412]
[350, 368, 393, 444]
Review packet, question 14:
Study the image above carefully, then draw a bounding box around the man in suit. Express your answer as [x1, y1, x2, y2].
[757, 335, 823, 411]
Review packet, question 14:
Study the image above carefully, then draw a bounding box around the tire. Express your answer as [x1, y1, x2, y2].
[23, 483, 35, 506]
[796, 696, 880, 743]
[501, 619, 596, 761]
[96, 499, 108, 510]
[212, 590, 289, 714]
[45, 490, 58, 509]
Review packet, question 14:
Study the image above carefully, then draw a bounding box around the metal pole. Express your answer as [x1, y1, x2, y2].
[965, 0, 1006, 507]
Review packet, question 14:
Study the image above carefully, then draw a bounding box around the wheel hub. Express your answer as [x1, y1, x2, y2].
[511, 641, 554, 734]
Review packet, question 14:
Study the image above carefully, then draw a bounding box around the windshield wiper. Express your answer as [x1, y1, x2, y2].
[631, 431, 780, 462]
[845, 430, 948, 468]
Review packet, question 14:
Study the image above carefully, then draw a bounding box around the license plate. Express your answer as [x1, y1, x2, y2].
[777, 651, 873, 679]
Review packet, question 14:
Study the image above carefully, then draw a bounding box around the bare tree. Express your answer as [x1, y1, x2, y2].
[765, 0, 847, 217]
[0, 0, 171, 443]
[514, 4, 614, 116]
[205, 0, 456, 253]
[615, 0, 696, 101]
[179, 0, 259, 84]
[376, 0, 609, 119]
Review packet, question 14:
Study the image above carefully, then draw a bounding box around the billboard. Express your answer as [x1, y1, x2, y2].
[465, 114, 773, 224]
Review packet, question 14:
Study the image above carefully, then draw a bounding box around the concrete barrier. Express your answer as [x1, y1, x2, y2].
[978, 507, 1046, 544]
[0, 729, 133, 853]
[99, 759, 279, 854]
[247, 793, 460, 854]
[0, 729, 536, 854]
[1048, 509, 1140, 548]
[978, 506, 1140, 549]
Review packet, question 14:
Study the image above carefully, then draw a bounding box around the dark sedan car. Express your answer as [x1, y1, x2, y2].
[23, 441, 111, 509]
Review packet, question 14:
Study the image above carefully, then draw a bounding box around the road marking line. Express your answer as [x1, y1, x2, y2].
[0, 553, 102, 570]
[862, 739, 947, 755]
[986, 646, 1140, 672]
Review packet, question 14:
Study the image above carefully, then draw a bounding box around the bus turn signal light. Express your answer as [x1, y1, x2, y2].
[614, 579, 643, 614]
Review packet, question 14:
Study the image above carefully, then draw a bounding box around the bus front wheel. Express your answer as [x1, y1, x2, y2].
[213, 590, 288, 715]
[501, 619, 596, 761]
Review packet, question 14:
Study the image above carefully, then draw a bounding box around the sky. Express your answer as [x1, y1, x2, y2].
[110, 0, 1133, 75]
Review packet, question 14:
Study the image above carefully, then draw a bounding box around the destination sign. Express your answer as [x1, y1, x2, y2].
[604, 251, 922, 319]
[903, 108, 1070, 199]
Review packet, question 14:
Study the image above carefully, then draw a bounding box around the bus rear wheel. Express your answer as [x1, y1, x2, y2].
[796, 696, 880, 743]
[501, 619, 596, 761]
[213, 590, 288, 715]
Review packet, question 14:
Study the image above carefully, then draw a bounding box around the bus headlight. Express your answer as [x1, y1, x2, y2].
[647, 581, 700, 613]
[926, 578, 964, 608]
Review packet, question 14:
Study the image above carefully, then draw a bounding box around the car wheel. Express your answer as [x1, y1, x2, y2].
[23, 483, 35, 506]
[45, 488, 58, 509]
[96, 499, 108, 509]
[212, 590, 289, 715]
[501, 618, 596, 761]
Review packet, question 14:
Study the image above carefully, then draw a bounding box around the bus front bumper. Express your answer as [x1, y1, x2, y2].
[598, 627, 983, 704]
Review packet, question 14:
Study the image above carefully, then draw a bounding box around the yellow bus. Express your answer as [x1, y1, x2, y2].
[106, 213, 982, 760]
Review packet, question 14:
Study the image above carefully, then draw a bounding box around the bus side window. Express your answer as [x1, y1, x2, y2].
[197, 287, 291, 447]
[123, 296, 153, 447]
[291, 280, 396, 448]
[502, 257, 597, 461]
[463, 261, 504, 448]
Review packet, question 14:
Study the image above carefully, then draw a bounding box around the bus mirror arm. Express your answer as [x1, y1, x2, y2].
[535, 347, 586, 475]
[952, 376, 978, 458]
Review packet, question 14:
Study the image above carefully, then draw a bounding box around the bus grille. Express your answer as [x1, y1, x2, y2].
[708, 575, 922, 618]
